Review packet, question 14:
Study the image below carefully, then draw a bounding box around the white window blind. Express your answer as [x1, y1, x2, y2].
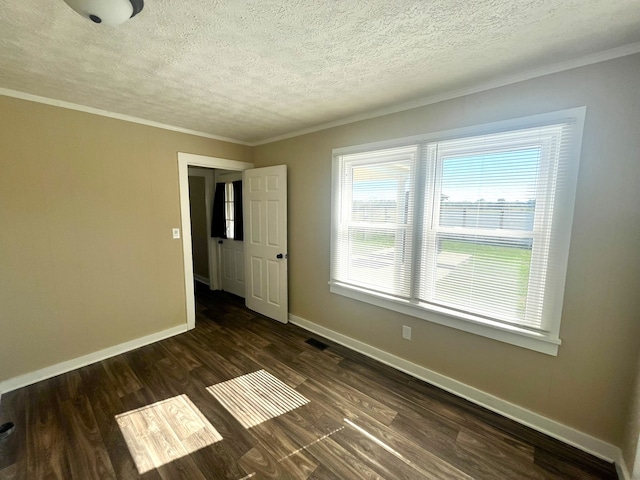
[420, 125, 567, 330]
[330, 109, 585, 354]
[332, 146, 418, 297]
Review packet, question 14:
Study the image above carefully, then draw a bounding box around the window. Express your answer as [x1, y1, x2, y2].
[330, 108, 585, 355]
[225, 182, 235, 239]
[212, 179, 243, 241]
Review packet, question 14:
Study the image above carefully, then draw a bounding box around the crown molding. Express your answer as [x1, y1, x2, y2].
[0, 87, 250, 146]
[251, 41, 640, 146]
[2, 41, 639, 148]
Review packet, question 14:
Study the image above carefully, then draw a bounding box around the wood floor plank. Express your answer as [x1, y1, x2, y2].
[534, 447, 611, 480]
[79, 362, 148, 480]
[187, 441, 247, 480]
[103, 356, 144, 398]
[0, 288, 618, 479]
[238, 445, 284, 479]
[177, 331, 245, 381]
[296, 377, 397, 428]
[277, 450, 319, 480]
[274, 411, 383, 480]
[193, 324, 307, 389]
[260, 343, 399, 427]
[0, 389, 26, 480]
[153, 455, 208, 480]
[0, 464, 18, 480]
[339, 354, 548, 469]
[390, 410, 544, 480]
[339, 357, 476, 427]
[328, 356, 464, 442]
[158, 337, 203, 372]
[334, 420, 466, 480]
[306, 464, 341, 480]
[249, 419, 308, 461]
[332, 411, 471, 480]
[403, 374, 606, 472]
[454, 427, 548, 479]
[60, 394, 116, 479]
[120, 344, 172, 402]
[25, 381, 73, 480]
[48, 369, 85, 403]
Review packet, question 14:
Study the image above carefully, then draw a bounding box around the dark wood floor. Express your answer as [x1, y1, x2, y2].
[0, 287, 618, 479]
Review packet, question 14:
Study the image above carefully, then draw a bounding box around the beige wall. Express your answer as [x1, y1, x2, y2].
[188, 175, 209, 280]
[0, 95, 251, 383]
[253, 53, 640, 446]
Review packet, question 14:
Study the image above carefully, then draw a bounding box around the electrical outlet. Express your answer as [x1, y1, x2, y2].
[402, 325, 412, 340]
[172, 228, 180, 239]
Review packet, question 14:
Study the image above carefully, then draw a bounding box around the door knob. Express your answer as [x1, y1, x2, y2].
[276, 253, 288, 259]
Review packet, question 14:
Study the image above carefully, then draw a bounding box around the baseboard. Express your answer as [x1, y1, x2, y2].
[194, 274, 210, 286]
[289, 313, 623, 469]
[0, 324, 188, 395]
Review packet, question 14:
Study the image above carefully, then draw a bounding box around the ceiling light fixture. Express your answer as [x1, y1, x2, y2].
[62, 0, 144, 26]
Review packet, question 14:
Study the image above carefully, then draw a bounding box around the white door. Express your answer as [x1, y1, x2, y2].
[243, 165, 288, 323]
[220, 238, 245, 297]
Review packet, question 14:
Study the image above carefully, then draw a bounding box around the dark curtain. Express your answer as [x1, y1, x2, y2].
[233, 180, 244, 241]
[211, 182, 226, 238]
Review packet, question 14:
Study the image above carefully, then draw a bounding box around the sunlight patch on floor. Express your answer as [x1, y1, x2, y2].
[344, 418, 408, 462]
[207, 370, 310, 428]
[116, 394, 222, 474]
[278, 426, 345, 462]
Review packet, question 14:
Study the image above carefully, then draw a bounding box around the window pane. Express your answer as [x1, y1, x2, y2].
[332, 146, 417, 297]
[225, 182, 235, 239]
[344, 228, 402, 292]
[439, 148, 539, 231]
[424, 139, 545, 326]
[439, 200, 536, 231]
[351, 163, 411, 225]
[430, 235, 532, 324]
[347, 160, 413, 294]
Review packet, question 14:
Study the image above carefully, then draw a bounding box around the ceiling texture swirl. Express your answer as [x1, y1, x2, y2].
[0, 0, 639, 143]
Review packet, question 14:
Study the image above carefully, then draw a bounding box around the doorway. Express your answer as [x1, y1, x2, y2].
[187, 172, 212, 286]
[178, 153, 254, 330]
[215, 170, 245, 297]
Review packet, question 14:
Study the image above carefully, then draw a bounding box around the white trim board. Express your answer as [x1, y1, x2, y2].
[288, 313, 626, 473]
[0, 324, 187, 395]
[194, 274, 210, 286]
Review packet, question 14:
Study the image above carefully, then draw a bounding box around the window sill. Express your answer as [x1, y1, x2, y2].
[328, 281, 560, 356]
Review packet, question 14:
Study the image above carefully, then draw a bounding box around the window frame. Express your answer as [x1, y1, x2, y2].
[334, 146, 419, 297]
[329, 108, 586, 355]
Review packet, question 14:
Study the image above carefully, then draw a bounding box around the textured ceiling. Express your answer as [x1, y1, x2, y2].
[0, 0, 639, 143]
